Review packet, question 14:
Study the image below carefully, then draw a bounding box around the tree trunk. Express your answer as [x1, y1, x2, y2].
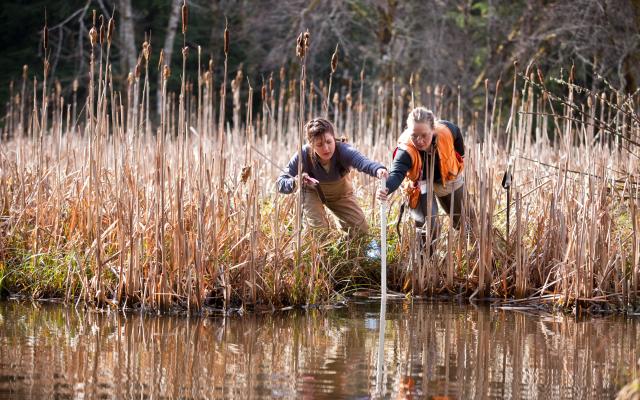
[118, 0, 137, 74]
[157, 0, 182, 116]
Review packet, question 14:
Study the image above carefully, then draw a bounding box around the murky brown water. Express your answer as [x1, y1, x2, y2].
[0, 300, 638, 399]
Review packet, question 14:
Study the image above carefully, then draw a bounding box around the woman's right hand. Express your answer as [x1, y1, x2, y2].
[301, 173, 319, 188]
[377, 187, 389, 201]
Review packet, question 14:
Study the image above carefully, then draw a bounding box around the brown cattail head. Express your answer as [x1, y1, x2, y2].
[107, 17, 115, 46]
[182, 0, 188, 34]
[134, 59, 141, 79]
[89, 26, 98, 47]
[182, 46, 189, 59]
[330, 44, 338, 74]
[296, 31, 310, 59]
[163, 64, 171, 81]
[261, 84, 266, 101]
[240, 165, 251, 184]
[569, 63, 575, 83]
[303, 30, 310, 51]
[231, 70, 242, 91]
[536, 67, 545, 84]
[99, 15, 105, 45]
[269, 73, 274, 92]
[280, 66, 285, 81]
[158, 49, 164, 71]
[22, 65, 28, 80]
[296, 32, 304, 58]
[142, 41, 150, 61]
[224, 23, 230, 55]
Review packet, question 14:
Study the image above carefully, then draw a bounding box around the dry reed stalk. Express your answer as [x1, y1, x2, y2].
[489, 80, 501, 152]
[196, 46, 202, 136]
[269, 74, 276, 141]
[20, 66, 28, 138]
[295, 31, 309, 277]
[375, 85, 384, 145]
[142, 39, 150, 139]
[357, 68, 364, 142]
[324, 44, 339, 119]
[409, 73, 415, 110]
[231, 71, 242, 138]
[514, 191, 524, 297]
[342, 90, 351, 138]
[244, 79, 257, 304]
[446, 185, 455, 289]
[217, 21, 230, 309]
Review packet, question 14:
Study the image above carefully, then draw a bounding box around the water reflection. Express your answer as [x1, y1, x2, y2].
[0, 300, 637, 399]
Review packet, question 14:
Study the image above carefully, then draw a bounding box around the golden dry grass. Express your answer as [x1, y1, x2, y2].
[0, 19, 639, 314]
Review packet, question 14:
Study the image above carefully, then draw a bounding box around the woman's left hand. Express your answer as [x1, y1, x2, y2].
[376, 168, 389, 180]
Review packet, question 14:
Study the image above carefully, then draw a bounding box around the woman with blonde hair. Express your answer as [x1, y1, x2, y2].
[377, 107, 466, 252]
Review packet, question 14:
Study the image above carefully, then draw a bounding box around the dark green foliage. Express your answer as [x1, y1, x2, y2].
[0, 0, 638, 126]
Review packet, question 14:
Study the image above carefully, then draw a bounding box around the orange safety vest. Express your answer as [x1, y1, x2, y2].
[395, 122, 464, 208]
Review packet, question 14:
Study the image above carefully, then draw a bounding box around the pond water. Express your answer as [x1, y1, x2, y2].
[0, 299, 638, 399]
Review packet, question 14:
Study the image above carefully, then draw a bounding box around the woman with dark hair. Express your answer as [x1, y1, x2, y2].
[277, 117, 388, 236]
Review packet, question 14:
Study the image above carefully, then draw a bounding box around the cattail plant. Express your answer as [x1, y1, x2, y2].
[295, 30, 309, 274]
[324, 44, 339, 118]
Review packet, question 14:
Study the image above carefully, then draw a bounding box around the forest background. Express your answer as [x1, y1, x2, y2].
[0, 0, 638, 125]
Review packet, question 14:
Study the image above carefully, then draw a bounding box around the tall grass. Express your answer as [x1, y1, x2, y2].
[0, 11, 639, 313]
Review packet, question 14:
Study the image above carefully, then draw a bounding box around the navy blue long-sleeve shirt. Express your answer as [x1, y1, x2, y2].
[276, 142, 385, 194]
[385, 120, 464, 194]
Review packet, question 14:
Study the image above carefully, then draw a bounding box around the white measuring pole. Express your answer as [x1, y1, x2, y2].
[380, 177, 387, 302]
[376, 177, 388, 397]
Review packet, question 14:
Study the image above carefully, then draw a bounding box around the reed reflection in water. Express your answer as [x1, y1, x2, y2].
[0, 300, 638, 399]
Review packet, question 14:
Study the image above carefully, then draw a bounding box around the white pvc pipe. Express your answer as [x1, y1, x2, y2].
[375, 177, 388, 398]
[380, 177, 387, 302]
